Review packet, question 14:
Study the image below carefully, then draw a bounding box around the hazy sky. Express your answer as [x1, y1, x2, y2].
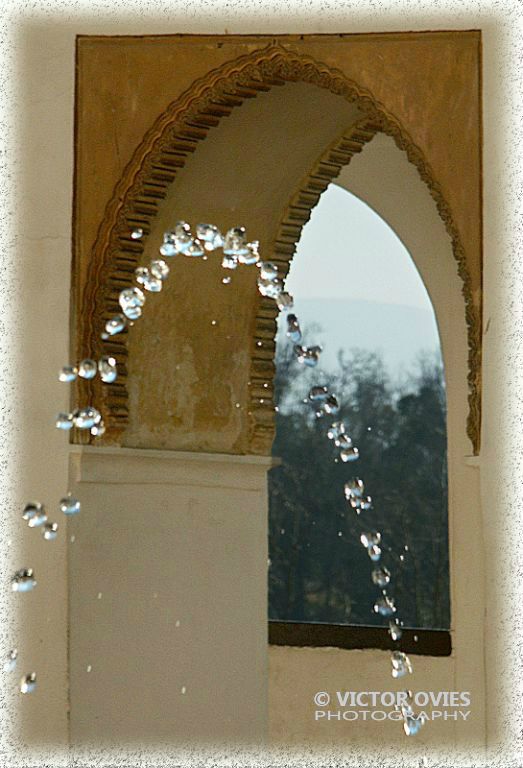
[280, 184, 441, 375]
[286, 184, 432, 310]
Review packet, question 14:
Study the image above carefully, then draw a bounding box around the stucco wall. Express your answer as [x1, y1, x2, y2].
[67, 447, 270, 745]
[124, 83, 361, 453]
[8, 6, 512, 767]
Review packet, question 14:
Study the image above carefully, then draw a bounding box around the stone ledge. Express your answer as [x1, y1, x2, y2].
[69, 445, 274, 490]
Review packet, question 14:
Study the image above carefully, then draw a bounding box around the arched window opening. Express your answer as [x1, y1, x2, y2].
[269, 184, 450, 633]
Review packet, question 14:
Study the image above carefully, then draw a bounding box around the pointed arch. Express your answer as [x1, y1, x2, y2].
[76, 44, 480, 453]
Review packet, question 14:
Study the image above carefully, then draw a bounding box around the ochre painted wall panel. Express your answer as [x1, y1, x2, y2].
[74, 33, 481, 453]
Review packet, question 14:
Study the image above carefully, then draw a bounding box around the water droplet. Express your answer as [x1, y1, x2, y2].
[222, 253, 238, 270]
[143, 275, 163, 293]
[361, 531, 382, 562]
[181, 686, 187, 695]
[399, 692, 414, 720]
[374, 595, 396, 617]
[258, 276, 282, 299]
[70, 535, 76, 543]
[97, 592, 102, 600]
[286, 314, 301, 343]
[4, 649, 17, 673]
[372, 567, 391, 587]
[276, 292, 294, 311]
[222, 276, 232, 285]
[78, 359, 97, 380]
[235, 402, 241, 408]
[184, 239, 204, 258]
[340, 445, 359, 462]
[42, 522, 58, 541]
[159, 235, 177, 257]
[388, 619, 402, 641]
[391, 650, 413, 678]
[344, 478, 364, 500]
[361, 531, 381, 548]
[86, 664, 92, 673]
[72, 407, 101, 430]
[335, 433, 351, 450]
[55, 412, 74, 430]
[135, 266, 162, 292]
[171, 221, 193, 254]
[337, 531, 343, 537]
[399, 554, 405, 562]
[404, 714, 426, 736]
[175, 620, 181, 627]
[131, 228, 143, 240]
[323, 394, 339, 415]
[105, 314, 127, 336]
[119, 286, 145, 318]
[150, 259, 170, 280]
[59, 365, 78, 383]
[403, 714, 425, 736]
[20, 672, 37, 694]
[22, 502, 47, 528]
[256, 341, 263, 347]
[126, 304, 142, 320]
[294, 344, 322, 367]
[60, 494, 81, 516]
[196, 223, 223, 251]
[90, 421, 106, 437]
[308, 385, 329, 402]
[327, 421, 346, 441]
[98, 356, 117, 383]
[11, 569, 37, 593]
[238, 240, 260, 265]
[211, 320, 217, 326]
[259, 262, 278, 280]
[223, 226, 249, 256]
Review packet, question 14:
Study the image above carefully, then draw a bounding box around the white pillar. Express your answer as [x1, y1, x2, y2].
[67, 446, 270, 745]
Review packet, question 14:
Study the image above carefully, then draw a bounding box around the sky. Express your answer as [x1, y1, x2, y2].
[279, 184, 442, 377]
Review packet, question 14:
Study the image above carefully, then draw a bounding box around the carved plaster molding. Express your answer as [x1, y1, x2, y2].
[76, 44, 481, 454]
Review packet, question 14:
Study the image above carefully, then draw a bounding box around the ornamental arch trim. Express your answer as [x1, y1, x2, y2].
[77, 44, 480, 454]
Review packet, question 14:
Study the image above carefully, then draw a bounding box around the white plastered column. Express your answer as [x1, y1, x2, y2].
[67, 446, 270, 746]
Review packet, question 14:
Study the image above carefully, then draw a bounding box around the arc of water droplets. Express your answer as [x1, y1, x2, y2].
[14, 220, 425, 734]
[287, 320, 425, 735]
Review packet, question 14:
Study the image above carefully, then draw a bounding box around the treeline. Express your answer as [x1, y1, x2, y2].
[269, 340, 450, 630]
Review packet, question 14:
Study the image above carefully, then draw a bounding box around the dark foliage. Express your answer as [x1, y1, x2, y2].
[268, 339, 450, 630]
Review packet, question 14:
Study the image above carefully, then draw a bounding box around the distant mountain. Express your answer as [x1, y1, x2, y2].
[276, 298, 441, 377]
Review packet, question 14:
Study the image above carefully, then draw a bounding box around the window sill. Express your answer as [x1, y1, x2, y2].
[268, 621, 451, 657]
